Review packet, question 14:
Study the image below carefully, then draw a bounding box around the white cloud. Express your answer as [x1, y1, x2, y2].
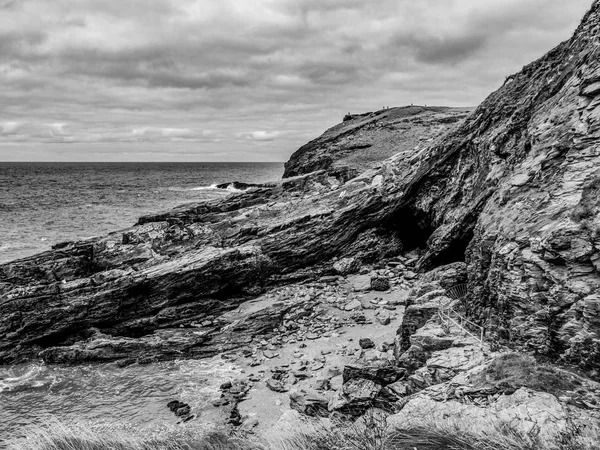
[0, 0, 593, 160]
[251, 131, 279, 141]
[0, 121, 21, 135]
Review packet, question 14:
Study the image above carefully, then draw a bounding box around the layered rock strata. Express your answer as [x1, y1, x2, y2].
[2, 1, 600, 375]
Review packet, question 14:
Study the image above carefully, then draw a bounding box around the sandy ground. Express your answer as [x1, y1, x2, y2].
[223, 282, 409, 435]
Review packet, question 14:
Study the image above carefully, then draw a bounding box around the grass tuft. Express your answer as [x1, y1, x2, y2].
[9, 412, 600, 450]
[9, 422, 262, 450]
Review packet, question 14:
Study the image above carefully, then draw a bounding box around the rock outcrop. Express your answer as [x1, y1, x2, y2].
[2, 0, 600, 375]
[283, 106, 471, 182]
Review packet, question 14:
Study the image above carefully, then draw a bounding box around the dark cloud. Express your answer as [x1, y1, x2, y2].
[0, 0, 593, 161]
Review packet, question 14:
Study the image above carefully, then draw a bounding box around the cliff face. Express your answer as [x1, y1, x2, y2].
[405, 1, 600, 369]
[283, 106, 471, 182]
[1, 1, 600, 372]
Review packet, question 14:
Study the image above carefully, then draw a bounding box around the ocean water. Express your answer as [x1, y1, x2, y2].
[0, 359, 243, 445]
[0, 162, 283, 264]
[0, 162, 283, 444]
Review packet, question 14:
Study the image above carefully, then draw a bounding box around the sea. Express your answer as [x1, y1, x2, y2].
[0, 162, 283, 264]
[0, 162, 283, 445]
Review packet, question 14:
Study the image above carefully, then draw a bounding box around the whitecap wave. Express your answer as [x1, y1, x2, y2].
[189, 183, 249, 193]
[189, 184, 219, 191]
[0, 363, 45, 392]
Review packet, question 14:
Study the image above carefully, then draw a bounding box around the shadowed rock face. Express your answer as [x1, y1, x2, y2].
[2, 1, 600, 371]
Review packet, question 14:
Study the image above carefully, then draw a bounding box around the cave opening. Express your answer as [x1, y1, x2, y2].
[384, 204, 474, 269]
[384, 205, 435, 253]
[428, 228, 475, 268]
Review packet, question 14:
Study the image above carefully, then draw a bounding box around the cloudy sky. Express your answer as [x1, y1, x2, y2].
[0, 0, 593, 162]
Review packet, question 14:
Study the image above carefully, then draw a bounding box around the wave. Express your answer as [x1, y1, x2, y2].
[0, 362, 46, 393]
[189, 183, 249, 193]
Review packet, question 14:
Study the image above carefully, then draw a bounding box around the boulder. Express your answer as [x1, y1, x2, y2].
[349, 275, 372, 292]
[359, 338, 375, 349]
[387, 388, 570, 441]
[343, 364, 405, 386]
[370, 276, 390, 291]
[333, 257, 359, 275]
[289, 389, 330, 417]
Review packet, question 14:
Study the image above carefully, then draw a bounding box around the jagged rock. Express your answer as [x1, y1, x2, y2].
[394, 300, 446, 356]
[343, 364, 405, 386]
[3, 1, 600, 373]
[420, 262, 467, 289]
[387, 388, 571, 441]
[289, 389, 330, 417]
[408, 322, 456, 352]
[333, 257, 359, 275]
[342, 378, 381, 402]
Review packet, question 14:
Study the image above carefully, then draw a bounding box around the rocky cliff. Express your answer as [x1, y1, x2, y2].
[2, 0, 600, 376]
[283, 106, 471, 182]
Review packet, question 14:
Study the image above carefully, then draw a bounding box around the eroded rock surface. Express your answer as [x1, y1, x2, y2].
[2, 1, 600, 377]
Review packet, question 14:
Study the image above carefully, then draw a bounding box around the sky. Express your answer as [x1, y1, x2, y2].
[0, 0, 593, 162]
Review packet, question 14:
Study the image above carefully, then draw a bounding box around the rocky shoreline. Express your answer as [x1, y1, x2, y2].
[2, 0, 600, 443]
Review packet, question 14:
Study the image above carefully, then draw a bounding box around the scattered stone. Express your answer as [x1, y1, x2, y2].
[345, 300, 362, 311]
[289, 389, 330, 417]
[263, 350, 279, 359]
[330, 375, 344, 391]
[212, 398, 230, 407]
[371, 276, 390, 291]
[349, 274, 372, 292]
[333, 257, 359, 275]
[376, 312, 391, 325]
[359, 338, 375, 349]
[266, 378, 289, 393]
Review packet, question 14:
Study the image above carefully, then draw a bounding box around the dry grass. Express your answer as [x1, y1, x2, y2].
[10, 414, 600, 450]
[273, 416, 600, 450]
[9, 422, 262, 450]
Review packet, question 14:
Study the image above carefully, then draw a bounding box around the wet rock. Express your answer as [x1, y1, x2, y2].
[167, 400, 193, 419]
